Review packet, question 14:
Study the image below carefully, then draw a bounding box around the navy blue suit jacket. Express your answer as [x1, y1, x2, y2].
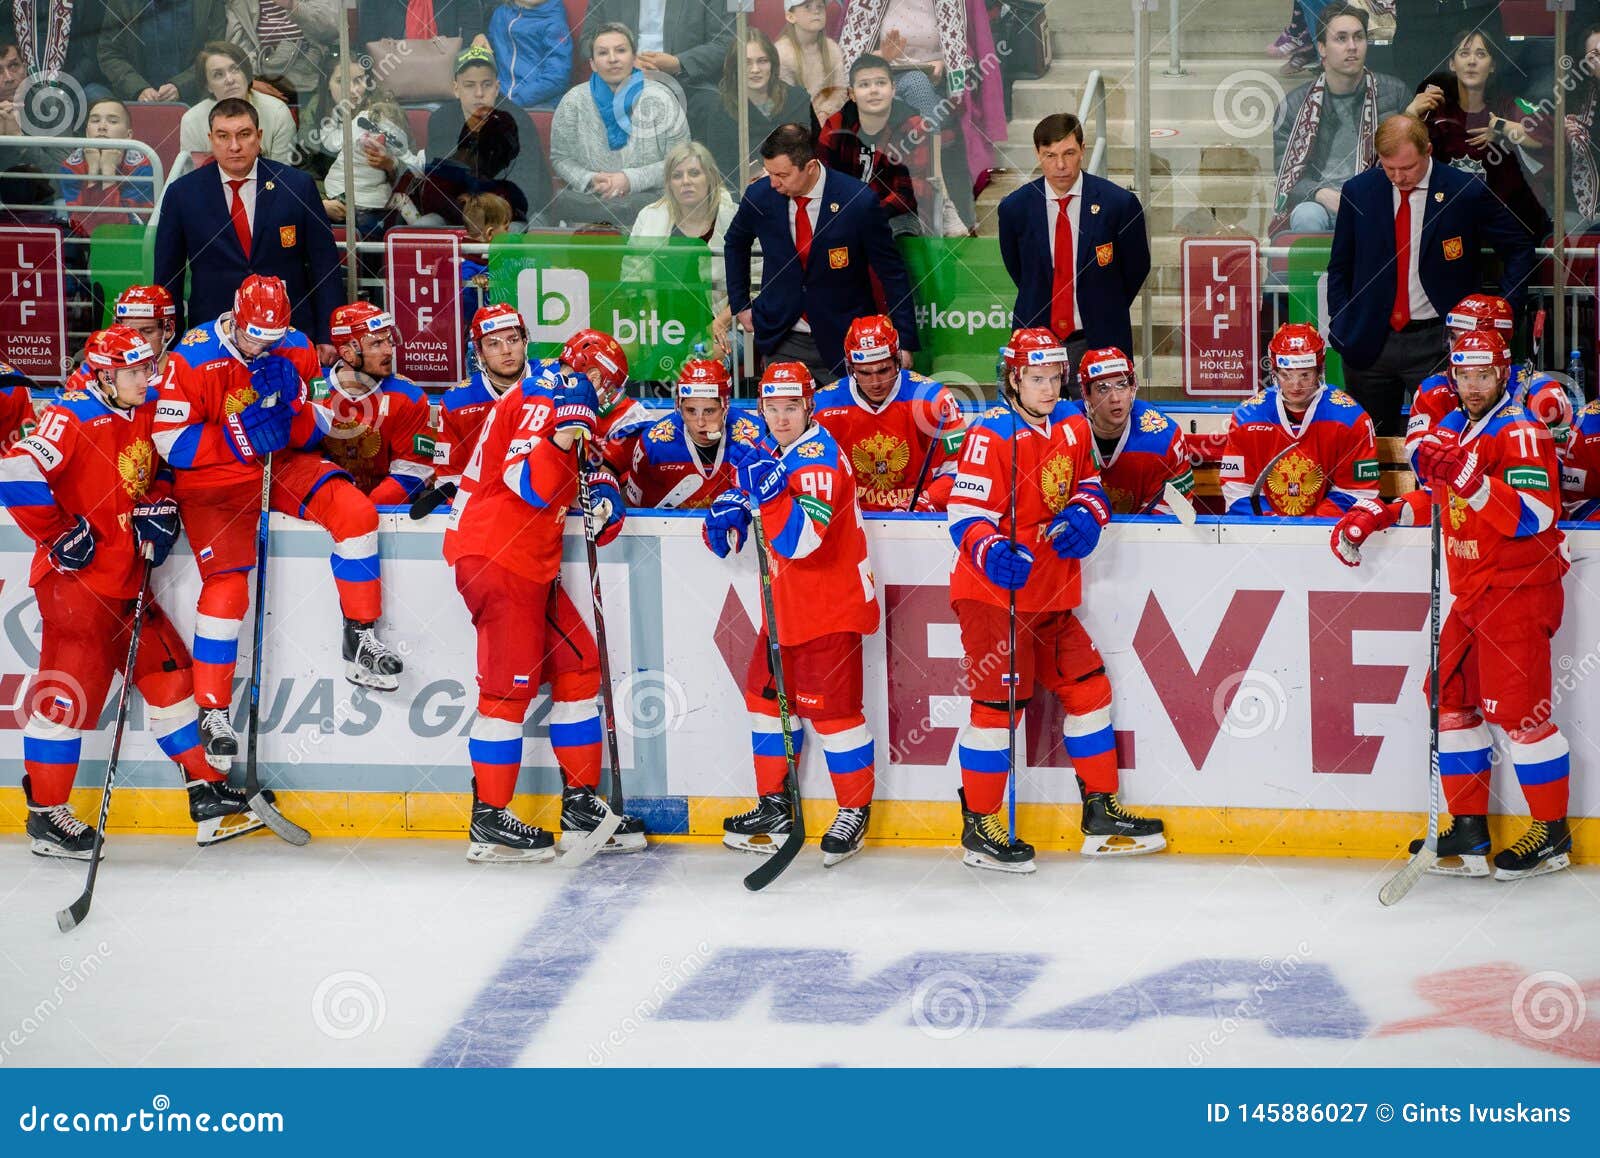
[1327, 160, 1536, 370]
[997, 173, 1151, 355]
[723, 167, 919, 375]
[153, 158, 342, 342]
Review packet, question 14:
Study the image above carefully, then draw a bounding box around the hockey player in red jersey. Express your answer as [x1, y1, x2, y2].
[1332, 328, 1573, 880]
[0, 328, 274, 857]
[948, 328, 1165, 873]
[812, 315, 966, 511]
[1221, 324, 1380, 516]
[314, 303, 436, 504]
[625, 357, 761, 509]
[1560, 399, 1600, 519]
[154, 275, 403, 767]
[1069, 347, 1193, 514]
[442, 307, 645, 862]
[558, 328, 656, 473]
[0, 359, 38, 452]
[703, 361, 881, 867]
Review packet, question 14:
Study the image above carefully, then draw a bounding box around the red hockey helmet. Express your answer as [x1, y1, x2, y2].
[1268, 323, 1325, 374]
[677, 357, 731, 403]
[84, 325, 157, 371]
[470, 303, 527, 345]
[1077, 346, 1135, 390]
[1445, 293, 1514, 334]
[329, 302, 395, 344]
[113, 284, 176, 324]
[233, 274, 292, 343]
[1447, 328, 1511, 380]
[844, 314, 900, 366]
[1001, 328, 1070, 371]
[759, 360, 815, 403]
[560, 328, 629, 404]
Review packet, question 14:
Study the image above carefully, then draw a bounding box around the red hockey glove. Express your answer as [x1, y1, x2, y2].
[1330, 498, 1401, 567]
[1414, 429, 1485, 496]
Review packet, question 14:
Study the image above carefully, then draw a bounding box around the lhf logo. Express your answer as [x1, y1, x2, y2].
[516, 268, 589, 342]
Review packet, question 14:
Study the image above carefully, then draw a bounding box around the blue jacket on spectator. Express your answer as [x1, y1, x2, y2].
[490, 0, 573, 109]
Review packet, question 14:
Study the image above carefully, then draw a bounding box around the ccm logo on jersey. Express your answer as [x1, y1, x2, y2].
[156, 400, 190, 422]
[952, 474, 991, 500]
[18, 436, 60, 470]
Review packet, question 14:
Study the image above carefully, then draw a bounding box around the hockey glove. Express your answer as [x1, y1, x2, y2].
[703, 490, 752, 557]
[1045, 492, 1110, 560]
[48, 515, 96, 573]
[731, 441, 788, 507]
[408, 480, 458, 520]
[224, 394, 292, 462]
[1527, 381, 1575, 446]
[1330, 497, 1401, 567]
[552, 371, 600, 441]
[582, 468, 625, 546]
[132, 497, 180, 566]
[971, 533, 1034, 590]
[1416, 430, 1487, 496]
[248, 354, 302, 407]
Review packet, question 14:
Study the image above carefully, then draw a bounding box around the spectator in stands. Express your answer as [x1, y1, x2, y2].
[1389, 0, 1501, 90]
[357, 0, 495, 43]
[1326, 114, 1535, 436]
[0, 37, 23, 136]
[1410, 28, 1552, 242]
[628, 140, 741, 320]
[417, 44, 554, 227]
[60, 98, 154, 238]
[0, 36, 55, 218]
[154, 97, 342, 356]
[581, 0, 733, 91]
[718, 122, 920, 383]
[0, 3, 111, 104]
[487, 0, 572, 108]
[690, 29, 815, 189]
[100, 0, 228, 103]
[817, 52, 957, 237]
[225, 0, 340, 108]
[778, 0, 847, 122]
[297, 54, 372, 180]
[460, 191, 511, 327]
[180, 42, 298, 163]
[323, 93, 423, 238]
[1564, 24, 1600, 232]
[550, 23, 690, 229]
[1270, 3, 1411, 234]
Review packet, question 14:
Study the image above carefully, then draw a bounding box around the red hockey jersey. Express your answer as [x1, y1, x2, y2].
[747, 424, 879, 647]
[1069, 398, 1193, 514]
[624, 409, 762, 509]
[154, 322, 323, 492]
[1559, 398, 1600, 520]
[812, 370, 967, 511]
[313, 370, 436, 504]
[0, 386, 167, 598]
[433, 371, 508, 487]
[443, 372, 578, 584]
[947, 402, 1106, 613]
[1220, 387, 1379, 516]
[0, 359, 38, 452]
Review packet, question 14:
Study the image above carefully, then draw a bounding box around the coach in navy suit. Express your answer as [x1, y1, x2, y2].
[1327, 113, 1535, 435]
[154, 97, 342, 359]
[719, 123, 919, 383]
[998, 113, 1150, 393]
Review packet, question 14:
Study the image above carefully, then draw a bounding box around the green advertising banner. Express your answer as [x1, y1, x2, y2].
[898, 237, 1013, 389]
[1285, 236, 1344, 388]
[487, 232, 719, 379]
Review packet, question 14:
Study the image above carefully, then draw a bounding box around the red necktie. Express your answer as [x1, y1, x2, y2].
[406, 0, 439, 39]
[793, 196, 812, 268]
[1391, 187, 1412, 331]
[1051, 194, 1075, 338]
[227, 178, 252, 258]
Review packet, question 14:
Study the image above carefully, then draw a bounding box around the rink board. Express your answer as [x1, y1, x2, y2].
[0, 513, 1595, 857]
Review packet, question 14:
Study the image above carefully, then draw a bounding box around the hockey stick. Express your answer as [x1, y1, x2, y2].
[243, 453, 310, 846]
[1380, 492, 1443, 905]
[56, 555, 154, 933]
[1248, 442, 1301, 517]
[904, 425, 941, 512]
[742, 500, 806, 893]
[1136, 481, 1199, 525]
[1004, 398, 1022, 842]
[559, 444, 626, 868]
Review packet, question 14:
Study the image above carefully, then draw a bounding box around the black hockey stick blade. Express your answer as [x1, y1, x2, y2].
[742, 816, 806, 892]
[408, 481, 457, 520]
[249, 790, 310, 846]
[57, 863, 104, 933]
[558, 801, 624, 869]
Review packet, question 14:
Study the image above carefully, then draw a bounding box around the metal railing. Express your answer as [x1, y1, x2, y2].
[1165, 0, 1185, 78]
[1077, 69, 1108, 176]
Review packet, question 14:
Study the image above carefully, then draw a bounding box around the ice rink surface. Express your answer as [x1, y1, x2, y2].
[2, 836, 1596, 1068]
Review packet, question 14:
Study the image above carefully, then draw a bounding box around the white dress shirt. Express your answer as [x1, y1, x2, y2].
[1391, 159, 1437, 322]
[637, 0, 666, 53]
[219, 160, 260, 235]
[1044, 172, 1084, 334]
[785, 164, 826, 333]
